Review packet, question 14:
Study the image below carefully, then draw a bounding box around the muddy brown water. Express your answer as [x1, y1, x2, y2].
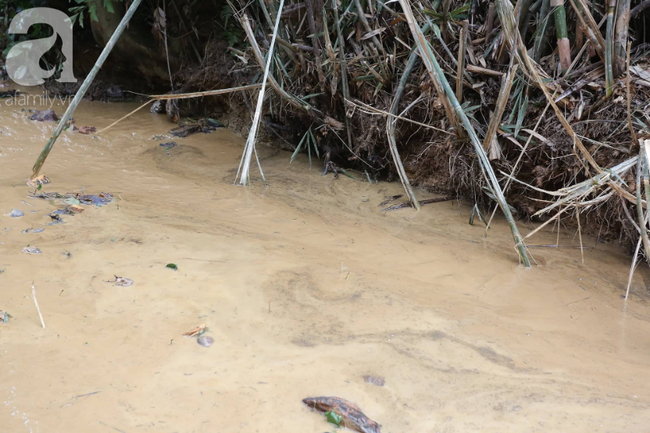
[1, 93, 649, 432]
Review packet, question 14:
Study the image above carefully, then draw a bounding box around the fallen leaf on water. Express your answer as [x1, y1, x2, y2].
[166, 263, 178, 271]
[183, 324, 206, 337]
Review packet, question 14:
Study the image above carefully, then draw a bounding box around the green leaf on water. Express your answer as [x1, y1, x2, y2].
[325, 411, 342, 427]
[166, 263, 178, 271]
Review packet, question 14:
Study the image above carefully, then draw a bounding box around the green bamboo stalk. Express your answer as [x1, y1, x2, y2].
[398, 0, 532, 267]
[551, 0, 572, 71]
[31, 0, 143, 177]
[387, 50, 420, 211]
[605, 0, 616, 96]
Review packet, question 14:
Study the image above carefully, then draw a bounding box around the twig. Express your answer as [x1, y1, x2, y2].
[32, 282, 45, 328]
[349, 99, 453, 135]
[96, 84, 262, 135]
[382, 197, 455, 211]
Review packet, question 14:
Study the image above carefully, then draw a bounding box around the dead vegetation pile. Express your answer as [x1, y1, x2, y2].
[192, 0, 650, 267]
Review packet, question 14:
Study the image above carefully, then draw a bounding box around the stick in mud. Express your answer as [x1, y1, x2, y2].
[32, 282, 45, 328]
[31, 0, 144, 178]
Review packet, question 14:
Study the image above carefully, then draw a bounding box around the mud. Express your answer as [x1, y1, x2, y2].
[0, 91, 649, 432]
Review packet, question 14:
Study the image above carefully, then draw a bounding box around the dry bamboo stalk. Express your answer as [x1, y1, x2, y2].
[32, 283, 45, 328]
[482, 64, 518, 159]
[466, 65, 504, 76]
[635, 151, 650, 259]
[456, 20, 469, 103]
[485, 2, 496, 35]
[236, 0, 285, 186]
[626, 41, 638, 145]
[568, 0, 606, 60]
[613, 0, 631, 77]
[605, 0, 616, 96]
[387, 51, 420, 210]
[625, 237, 642, 299]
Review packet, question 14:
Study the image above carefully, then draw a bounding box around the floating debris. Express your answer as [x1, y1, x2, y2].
[30, 192, 113, 207]
[9, 209, 24, 218]
[1, 310, 11, 323]
[183, 324, 206, 337]
[197, 335, 214, 347]
[150, 134, 172, 141]
[150, 100, 165, 114]
[77, 126, 97, 135]
[169, 118, 225, 138]
[30, 109, 58, 122]
[22, 246, 42, 254]
[165, 263, 178, 271]
[33, 228, 44, 233]
[362, 375, 385, 387]
[47, 214, 63, 225]
[27, 175, 51, 188]
[78, 193, 113, 207]
[303, 396, 381, 433]
[109, 276, 134, 287]
[160, 142, 176, 149]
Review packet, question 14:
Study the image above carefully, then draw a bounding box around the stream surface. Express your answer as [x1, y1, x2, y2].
[0, 93, 649, 432]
